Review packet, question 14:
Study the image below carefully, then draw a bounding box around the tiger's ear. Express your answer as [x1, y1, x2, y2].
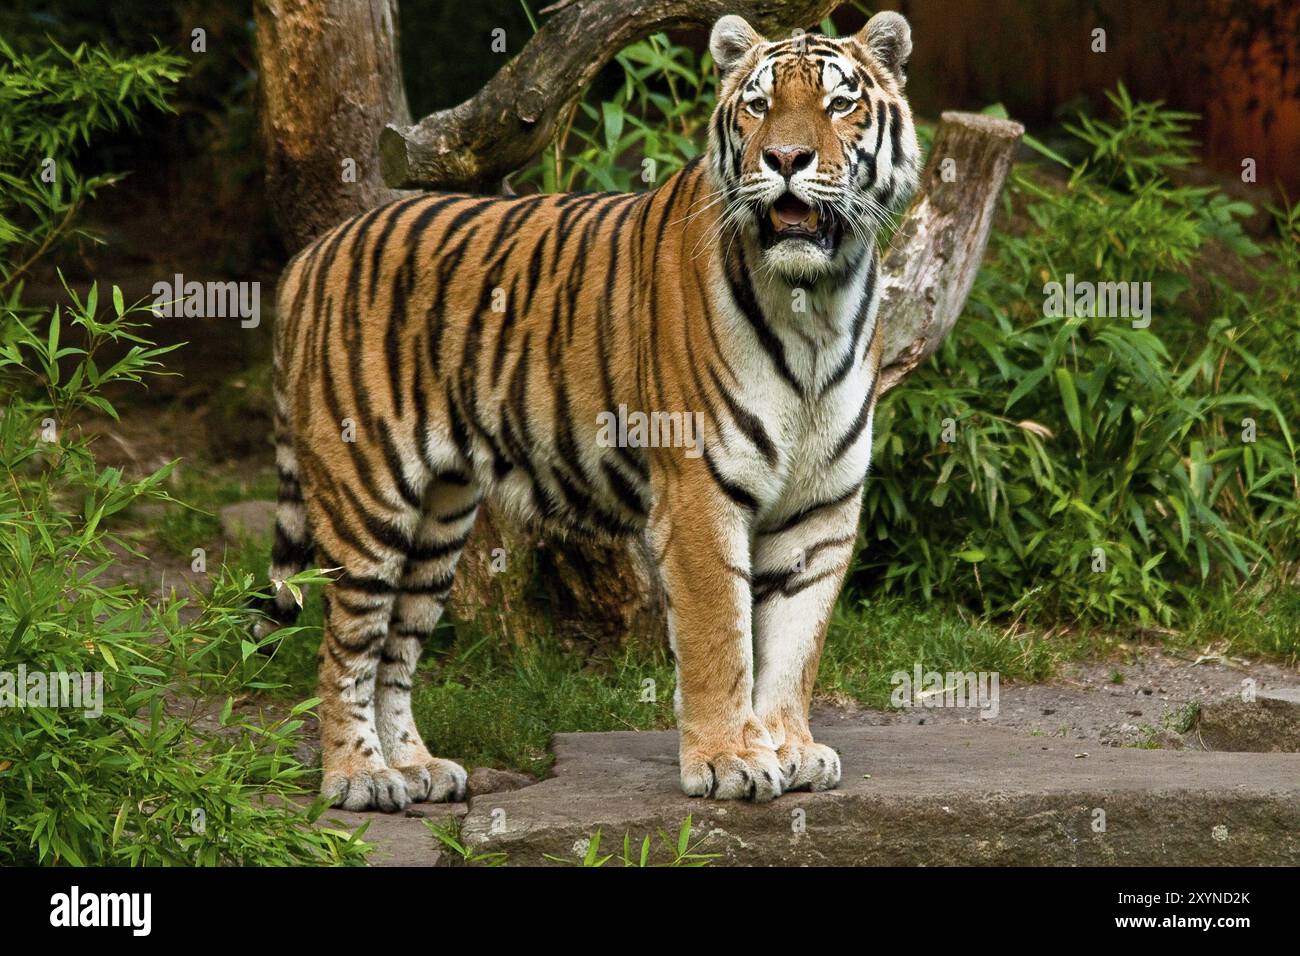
[858, 11, 912, 85]
[710, 15, 764, 77]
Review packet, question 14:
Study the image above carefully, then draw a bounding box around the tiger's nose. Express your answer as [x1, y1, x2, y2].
[762, 145, 815, 179]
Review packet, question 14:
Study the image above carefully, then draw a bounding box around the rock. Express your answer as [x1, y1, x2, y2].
[220, 500, 277, 541]
[467, 767, 536, 797]
[131, 503, 168, 522]
[459, 724, 1300, 866]
[1192, 688, 1300, 753]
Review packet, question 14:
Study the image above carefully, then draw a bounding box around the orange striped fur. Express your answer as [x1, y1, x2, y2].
[261, 12, 920, 809]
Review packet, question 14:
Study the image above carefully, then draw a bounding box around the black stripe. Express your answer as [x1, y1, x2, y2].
[401, 568, 457, 596]
[365, 197, 427, 305]
[725, 248, 804, 396]
[339, 482, 414, 554]
[821, 255, 878, 395]
[601, 459, 649, 518]
[707, 364, 777, 465]
[754, 568, 839, 603]
[406, 527, 473, 563]
[757, 484, 861, 536]
[271, 524, 313, 566]
[334, 572, 398, 596]
[377, 418, 423, 508]
[828, 389, 873, 463]
[703, 448, 758, 511]
[889, 102, 903, 169]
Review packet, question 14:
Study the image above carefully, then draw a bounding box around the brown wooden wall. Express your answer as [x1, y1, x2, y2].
[863, 0, 1299, 195]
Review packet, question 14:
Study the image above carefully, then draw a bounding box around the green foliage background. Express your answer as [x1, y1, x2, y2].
[0, 36, 369, 866]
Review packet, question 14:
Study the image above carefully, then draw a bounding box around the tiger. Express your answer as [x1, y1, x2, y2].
[259, 11, 921, 810]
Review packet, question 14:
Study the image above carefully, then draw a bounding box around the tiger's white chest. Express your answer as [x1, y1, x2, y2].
[710, 251, 881, 524]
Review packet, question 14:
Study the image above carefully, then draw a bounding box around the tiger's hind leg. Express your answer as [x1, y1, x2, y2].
[307, 458, 423, 813]
[375, 477, 479, 804]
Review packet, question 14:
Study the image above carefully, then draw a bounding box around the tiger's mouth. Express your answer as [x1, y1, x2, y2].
[757, 193, 841, 252]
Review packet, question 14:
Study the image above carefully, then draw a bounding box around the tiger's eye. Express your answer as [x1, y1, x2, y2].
[830, 96, 854, 114]
[748, 97, 768, 115]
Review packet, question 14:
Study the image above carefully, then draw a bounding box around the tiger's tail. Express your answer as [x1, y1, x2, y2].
[252, 378, 314, 638]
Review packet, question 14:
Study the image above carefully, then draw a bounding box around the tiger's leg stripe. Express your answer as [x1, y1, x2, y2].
[314, 519, 411, 811]
[329, 588, 390, 617]
[752, 567, 841, 603]
[297, 463, 390, 567]
[757, 483, 863, 537]
[601, 459, 650, 519]
[376, 418, 425, 510]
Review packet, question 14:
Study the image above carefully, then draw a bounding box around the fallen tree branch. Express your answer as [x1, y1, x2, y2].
[379, 0, 840, 191]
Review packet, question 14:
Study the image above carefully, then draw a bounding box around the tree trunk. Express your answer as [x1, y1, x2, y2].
[876, 112, 1025, 395]
[254, 0, 411, 251]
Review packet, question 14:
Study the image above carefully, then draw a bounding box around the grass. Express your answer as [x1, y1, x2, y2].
[1177, 578, 1300, 665]
[818, 596, 1062, 709]
[151, 466, 278, 557]
[424, 818, 508, 867]
[544, 815, 719, 867]
[425, 812, 717, 867]
[411, 639, 676, 777]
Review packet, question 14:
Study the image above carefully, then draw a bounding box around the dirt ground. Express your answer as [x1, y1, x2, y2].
[815, 646, 1296, 748]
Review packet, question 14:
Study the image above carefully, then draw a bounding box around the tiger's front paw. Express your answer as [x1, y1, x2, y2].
[396, 758, 468, 804]
[322, 766, 411, 812]
[777, 740, 841, 792]
[680, 745, 784, 802]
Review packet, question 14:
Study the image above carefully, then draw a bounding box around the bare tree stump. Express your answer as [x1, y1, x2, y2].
[254, 0, 412, 250]
[877, 112, 1025, 394]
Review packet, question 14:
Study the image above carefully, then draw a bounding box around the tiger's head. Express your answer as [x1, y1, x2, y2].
[707, 12, 921, 282]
